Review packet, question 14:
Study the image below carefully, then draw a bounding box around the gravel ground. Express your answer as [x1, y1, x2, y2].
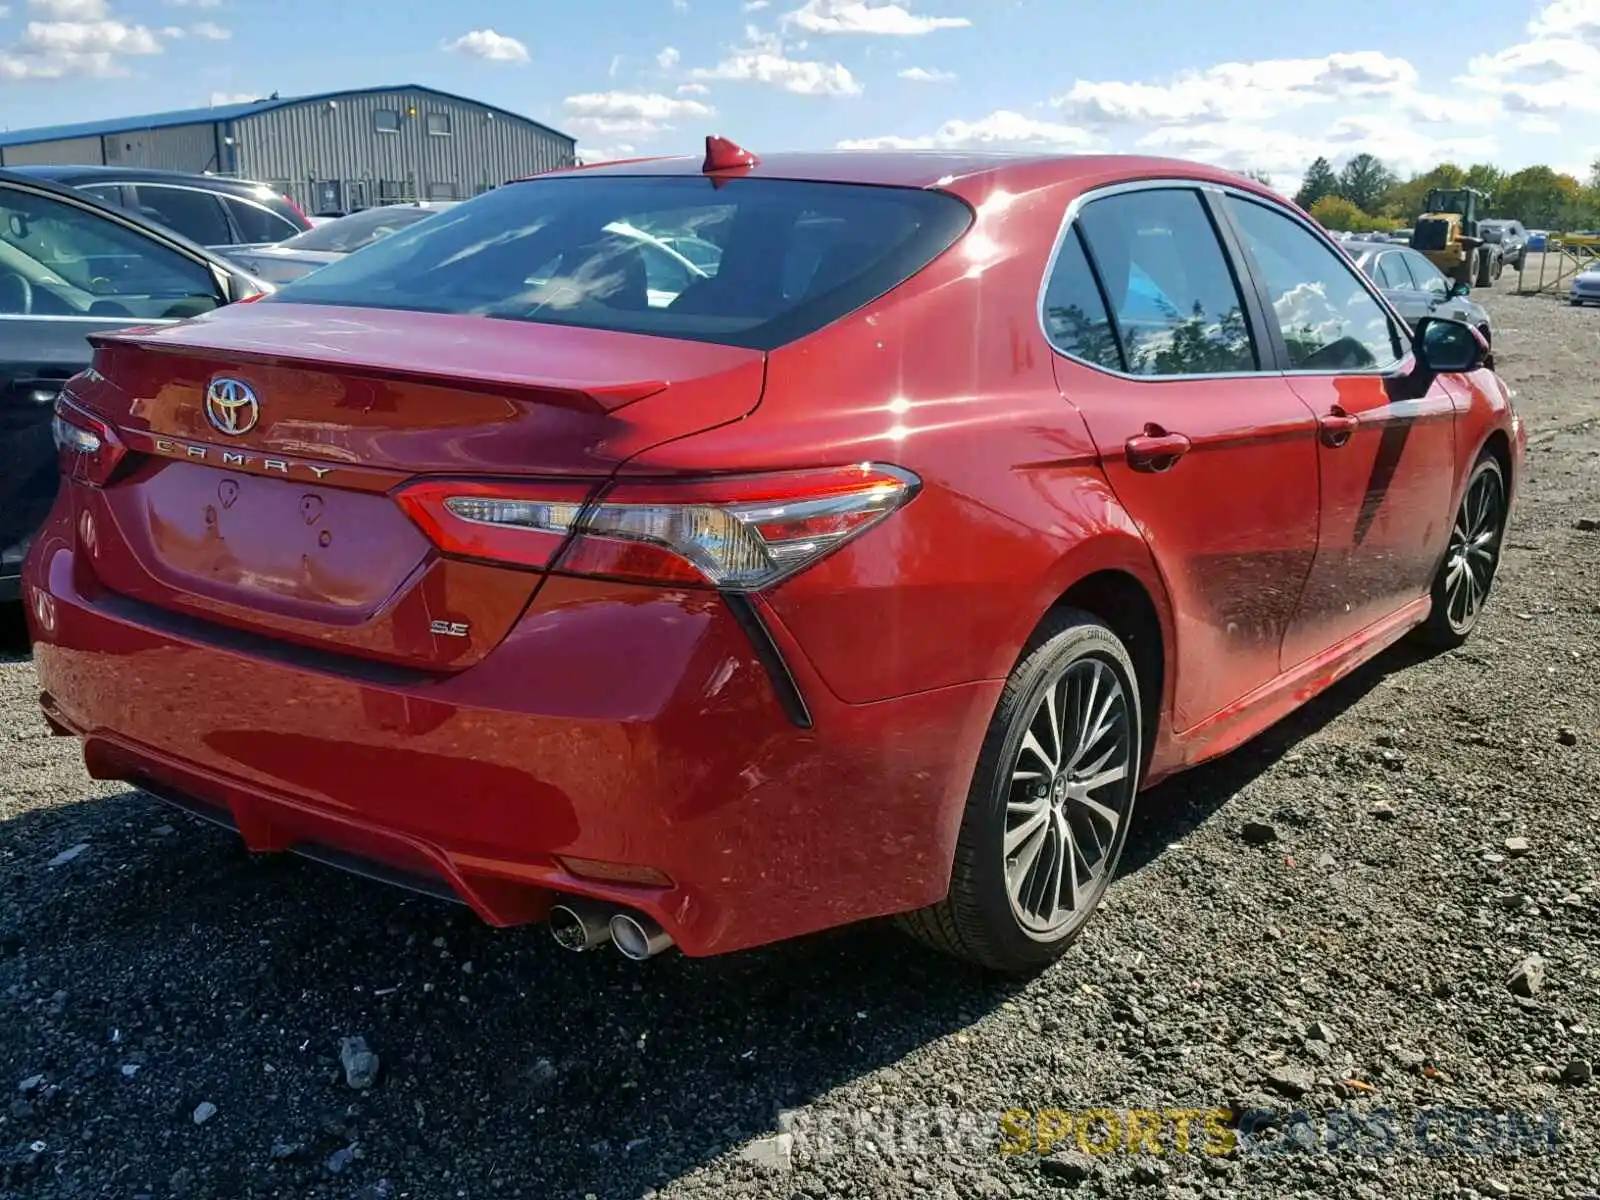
[2, 289, 1598, 1200]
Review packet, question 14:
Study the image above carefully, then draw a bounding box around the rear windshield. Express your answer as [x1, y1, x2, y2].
[268, 175, 973, 350]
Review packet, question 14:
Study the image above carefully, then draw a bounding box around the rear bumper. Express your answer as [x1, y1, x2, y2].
[24, 526, 999, 956]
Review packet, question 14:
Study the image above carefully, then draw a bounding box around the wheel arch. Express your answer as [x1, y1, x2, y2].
[1016, 534, 1177, 772]
[1479, 428, 1513, 500]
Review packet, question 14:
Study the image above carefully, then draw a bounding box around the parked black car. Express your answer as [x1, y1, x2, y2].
[1343, 239, 1494, 342]
[0, 170, 271, 601]
[4, 165, 311, 250]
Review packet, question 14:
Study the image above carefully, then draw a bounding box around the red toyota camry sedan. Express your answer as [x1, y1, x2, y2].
[25, 143, 1524, 972]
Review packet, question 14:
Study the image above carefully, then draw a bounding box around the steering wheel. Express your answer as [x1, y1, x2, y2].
[0, 271, 33, 316]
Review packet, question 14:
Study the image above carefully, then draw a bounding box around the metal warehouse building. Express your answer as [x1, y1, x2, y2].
[0, 84, 576, 214]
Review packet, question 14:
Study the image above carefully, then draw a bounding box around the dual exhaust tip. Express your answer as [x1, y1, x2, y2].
[549, 899, 673, 961]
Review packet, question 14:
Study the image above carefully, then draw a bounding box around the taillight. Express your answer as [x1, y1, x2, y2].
[280, 193, 311, 224]
[395, 464, 919, 591]
[52, 395, 127, 486]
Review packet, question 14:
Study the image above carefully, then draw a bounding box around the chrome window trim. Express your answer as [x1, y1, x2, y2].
[1035, 176, 1414, 384]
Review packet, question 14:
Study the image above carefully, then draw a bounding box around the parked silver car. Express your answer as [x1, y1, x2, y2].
[218, 202, 457, 284]
[1344, 239, 1493, 342]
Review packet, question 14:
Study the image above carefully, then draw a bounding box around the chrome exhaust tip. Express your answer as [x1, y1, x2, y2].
[549, 900, 613, 952]
[608, 912, 674, 961]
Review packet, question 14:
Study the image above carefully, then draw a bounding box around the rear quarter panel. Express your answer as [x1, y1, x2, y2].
[616, 174, 1176, 708]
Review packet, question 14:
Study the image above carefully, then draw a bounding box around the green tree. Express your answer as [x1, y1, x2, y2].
[1309, 195, 1371, 232]
[1464, 163, 1506, 209]
[1294, 157, 1338, 210]
[1336, 153, 1398, 212]
[1243, 169, 1274, 188]
[1496, 166, 1585, 228]
[1380, 163, 1465, 221]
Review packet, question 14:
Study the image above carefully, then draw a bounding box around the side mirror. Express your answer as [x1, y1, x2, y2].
[1415, 317, 1486, 373]
[1449, 281, 1472, 299]
[219, 269, 273, 304]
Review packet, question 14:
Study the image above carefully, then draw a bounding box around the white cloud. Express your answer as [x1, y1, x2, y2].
[677, 81, 711, 95]
[690, 27, 860, 95]
[744, 0, 771, 9]
[839, 109, 1095, 151]
[657, 45, 680, 69]
[441, 28, 529, 64]
[161, 24, 184, 37]
[563, 90, 715, 137]
[20, 19, 163, 57]
[1460, 34, 1600, 113]
[26, 0, 108, 17]
[188, 19, 228, 39]
[1530, 0, 1600, 42]
[1057, 51, 1419, 127]
[578, 143, 638, 163]
[164, 0, 222, 6]
[783, 0, 971, 35]
[898, 65, 955, 83]
[209, 90, 257, 105]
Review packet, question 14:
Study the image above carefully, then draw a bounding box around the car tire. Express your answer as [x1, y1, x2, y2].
[898, 609, 1142, 974]
[1413, 454, 1507, 651]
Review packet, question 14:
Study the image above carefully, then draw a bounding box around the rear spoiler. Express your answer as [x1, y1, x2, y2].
[86, 328, 669, 416]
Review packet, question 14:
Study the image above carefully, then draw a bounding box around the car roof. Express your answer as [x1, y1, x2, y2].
[539, 150, 1281, 196]
[1342, 240, 1396, 255]
[6, 163, 283, 196]
[0, 167, 256, 271]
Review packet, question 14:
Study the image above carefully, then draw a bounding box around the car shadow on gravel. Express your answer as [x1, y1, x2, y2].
[1118, 638, 1436, 877]
[0, 605, 29, 662]
[0, 636, 1442, 1198]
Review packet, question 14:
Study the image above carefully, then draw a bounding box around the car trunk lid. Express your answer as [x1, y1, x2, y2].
[72, 302, 766, 670]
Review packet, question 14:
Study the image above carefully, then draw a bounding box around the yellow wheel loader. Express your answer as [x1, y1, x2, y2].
[1409, 187, 1501, 289]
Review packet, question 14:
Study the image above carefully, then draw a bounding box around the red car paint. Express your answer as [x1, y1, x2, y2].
[24, 152, 1524, 956]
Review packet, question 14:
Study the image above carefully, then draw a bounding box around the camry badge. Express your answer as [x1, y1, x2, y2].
[204, 378, 259, 436]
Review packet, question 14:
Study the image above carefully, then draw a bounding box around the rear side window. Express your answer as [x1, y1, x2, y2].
[1041, 227, 1122, 371]
[224, 196, 301, 243]
[1373, 252, 1413, 291]
[269, 176, 973, 350]
[1076, 188, 1256, 376]
[1225, 196, 1404, 372]
[132, 185, 232, 246]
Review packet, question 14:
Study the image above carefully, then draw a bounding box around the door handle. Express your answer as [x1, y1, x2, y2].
[1318, 407, 1359, 447]
[1125, 427, 1192, 472]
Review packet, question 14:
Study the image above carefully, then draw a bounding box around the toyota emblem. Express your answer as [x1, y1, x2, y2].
[204, 377, 259, 436]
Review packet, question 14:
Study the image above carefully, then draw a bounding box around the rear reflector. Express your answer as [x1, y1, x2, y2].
[556, 856, 674, 887]
[395, 464, 919, 591]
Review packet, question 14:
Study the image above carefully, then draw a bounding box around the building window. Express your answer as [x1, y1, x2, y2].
[373, 109, 400, 134]
[425, 112, 451, 137]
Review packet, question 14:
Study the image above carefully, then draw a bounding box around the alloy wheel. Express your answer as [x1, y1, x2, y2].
[1443, 464, 1505, 634]
[1004, 656, 1136, 939]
